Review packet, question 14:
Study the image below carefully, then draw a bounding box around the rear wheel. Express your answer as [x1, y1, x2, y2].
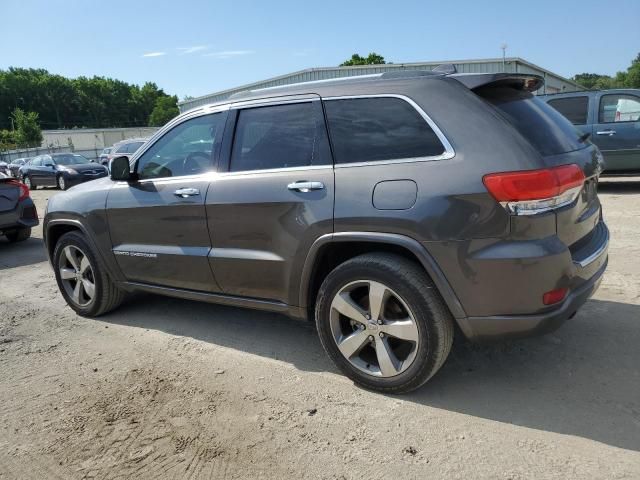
[53, 231, 125, 316]
[6, 228, 31, 242]
[315, 253, 454, 393]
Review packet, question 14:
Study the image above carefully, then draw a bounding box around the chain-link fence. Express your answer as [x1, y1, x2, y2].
[0, 145, 103, 163]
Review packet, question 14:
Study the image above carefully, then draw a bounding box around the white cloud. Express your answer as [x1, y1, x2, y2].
[178, 45, 209, 55]
[203, 50, 255, 59]
[142, 52, 166, 57]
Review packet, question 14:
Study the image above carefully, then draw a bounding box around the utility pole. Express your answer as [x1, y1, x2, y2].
[501, 43, 508, 72]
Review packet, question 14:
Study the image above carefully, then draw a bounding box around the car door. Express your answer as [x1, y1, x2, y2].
[591, 91, 640, 172]
[27, 156, 43, 183]
[106, 109, 228, 292]
[41, 155, 57, 185]
[206, 96, 334, 304]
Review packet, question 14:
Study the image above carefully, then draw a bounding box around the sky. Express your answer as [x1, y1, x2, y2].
[1, 0, 639, 100]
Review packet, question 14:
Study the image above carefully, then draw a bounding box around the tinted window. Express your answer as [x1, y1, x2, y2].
[230, 102, 330, 172]
[547, 96, 589, 125]
[478, 87, 587, 156]
[32, 157, 42, 166]
[126, 141, 144, 153]
[599, 94, 640, 123]
[137, 113, 225, 180]
[324, 97, 445, 164]
[114, 143, 128, 154]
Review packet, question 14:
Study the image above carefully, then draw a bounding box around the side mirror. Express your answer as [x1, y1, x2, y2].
[110, 156, 134, 181]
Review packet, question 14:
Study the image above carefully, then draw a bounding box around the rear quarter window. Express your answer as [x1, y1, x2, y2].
[477, 86, 587, 156]
[323, 97, 446, 164]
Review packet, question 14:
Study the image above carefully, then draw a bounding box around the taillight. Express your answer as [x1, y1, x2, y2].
[7, 179, 30, 201]
[483, 164, 585, 215]
[543, 287, 568, 305]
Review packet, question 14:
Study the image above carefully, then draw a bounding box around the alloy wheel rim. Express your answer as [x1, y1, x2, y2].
[24, 177, 31, 188]
[58, 245, 95, 307]
[329, 280, 420, 378]
[58, 176, 65, 189]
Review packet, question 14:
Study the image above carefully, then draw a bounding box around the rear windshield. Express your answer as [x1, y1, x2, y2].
[476, 86, 588, 156]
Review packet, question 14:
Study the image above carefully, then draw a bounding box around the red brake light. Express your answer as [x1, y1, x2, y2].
[7, 179, 30, 201]
[483, 164, 585, 202]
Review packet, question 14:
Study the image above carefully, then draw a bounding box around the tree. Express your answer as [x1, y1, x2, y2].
[11, 108, 42, 148]
[573, 52, 640, 90]
[340, 52, 386, 66]
[0, 129, 17, 151]
[148, 95, 179, 127]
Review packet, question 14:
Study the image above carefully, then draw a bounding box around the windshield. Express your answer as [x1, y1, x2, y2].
[53, 154, 90, 165]
[477, 86, 588, 156]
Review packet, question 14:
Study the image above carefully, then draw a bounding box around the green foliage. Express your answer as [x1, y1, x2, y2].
[11, 108, 42, 148]
[0, 129, 17, 151]
[340, 53, 386, 66]
[148, 95, 179, 127]
[0, 68, 175, 130]
[573, 52, 640, 90]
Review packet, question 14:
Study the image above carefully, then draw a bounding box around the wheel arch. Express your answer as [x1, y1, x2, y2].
[300, 232, 467, 321]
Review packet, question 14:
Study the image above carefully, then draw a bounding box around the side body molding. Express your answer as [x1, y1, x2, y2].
[298, 232, 467, 320]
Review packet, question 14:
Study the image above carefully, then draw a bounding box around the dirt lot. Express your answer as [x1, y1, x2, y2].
[1, 179, 639, 479]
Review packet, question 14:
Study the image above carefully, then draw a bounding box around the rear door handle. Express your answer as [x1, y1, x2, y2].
[287, 181, 325, 192]
[596, 130, 616, 136]
[174, 187, 200, 197]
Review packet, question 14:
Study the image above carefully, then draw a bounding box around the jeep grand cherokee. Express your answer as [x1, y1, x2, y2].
[44, 69, 609, 393]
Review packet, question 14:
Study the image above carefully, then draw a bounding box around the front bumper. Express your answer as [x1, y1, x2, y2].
[64, 170, 108, 186]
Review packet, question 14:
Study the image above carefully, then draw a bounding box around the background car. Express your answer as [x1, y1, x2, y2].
[98, 147, 113, 166]
[541, 89, 640, 173]
[8, 157, 31, 178]
[0, 172, 38, 242]
[104, 138, 147, 170]
[0, 161, 9, 176]
[20, 153, 108, 190]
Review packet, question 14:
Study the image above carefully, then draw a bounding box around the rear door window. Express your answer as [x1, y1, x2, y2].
[547, 96, 589, 125]
[324, 97, 445, 164]
[477, 86, 587, 156]
[230, 102, 330, 172]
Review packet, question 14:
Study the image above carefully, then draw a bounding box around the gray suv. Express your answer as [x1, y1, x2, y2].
[43, 70, 609, 393]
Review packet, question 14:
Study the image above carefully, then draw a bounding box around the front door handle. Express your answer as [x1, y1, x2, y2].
[174, 187, 200, 198]
[596, 130, 617, 136]
[287, 181, 325, 193]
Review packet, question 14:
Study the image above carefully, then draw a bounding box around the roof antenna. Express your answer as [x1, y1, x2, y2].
[432, 63, 457, 74]
[501, 43, 508, 71]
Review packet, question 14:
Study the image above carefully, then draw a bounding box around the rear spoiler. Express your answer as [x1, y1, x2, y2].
[451, 73, 544, 92]
[380, 65, 544, 92]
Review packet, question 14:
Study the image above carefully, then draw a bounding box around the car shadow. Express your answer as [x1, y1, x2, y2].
[99, 296, 640, 452]
[0, 237, 48, 269]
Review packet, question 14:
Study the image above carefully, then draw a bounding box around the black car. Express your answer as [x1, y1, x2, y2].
[0, 172, 38, 242]
[20, 153, 108, 190]
[8, 158, 31, 178]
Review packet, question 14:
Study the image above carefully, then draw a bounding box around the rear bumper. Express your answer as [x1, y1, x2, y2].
[458, 258, 606, 341]
[0, 198, 39, 232]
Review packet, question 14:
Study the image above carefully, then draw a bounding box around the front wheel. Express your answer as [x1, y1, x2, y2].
[315, 253, 454, 394]
[23, 175, 34, 189]
[57, 175, 67, 190]
[53, 231, 125, 316]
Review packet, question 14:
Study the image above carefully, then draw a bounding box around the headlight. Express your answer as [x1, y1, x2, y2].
[61, 167, 78, 174]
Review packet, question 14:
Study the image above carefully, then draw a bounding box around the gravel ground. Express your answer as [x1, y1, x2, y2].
[0, 179, 639, 479]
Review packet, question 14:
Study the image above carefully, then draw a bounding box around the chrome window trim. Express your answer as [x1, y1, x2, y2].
[217, 164, 332, 178]
[322, 94, 455, 168]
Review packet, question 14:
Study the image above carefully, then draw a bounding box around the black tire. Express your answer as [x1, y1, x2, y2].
[56, 175, 67, 190]
[6, 228, 31, 242]
[315, 253, 454, 394]
[52, 231, 125, 316]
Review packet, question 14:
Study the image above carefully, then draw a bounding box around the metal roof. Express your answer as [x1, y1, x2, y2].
[179, 57, 584, 112]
